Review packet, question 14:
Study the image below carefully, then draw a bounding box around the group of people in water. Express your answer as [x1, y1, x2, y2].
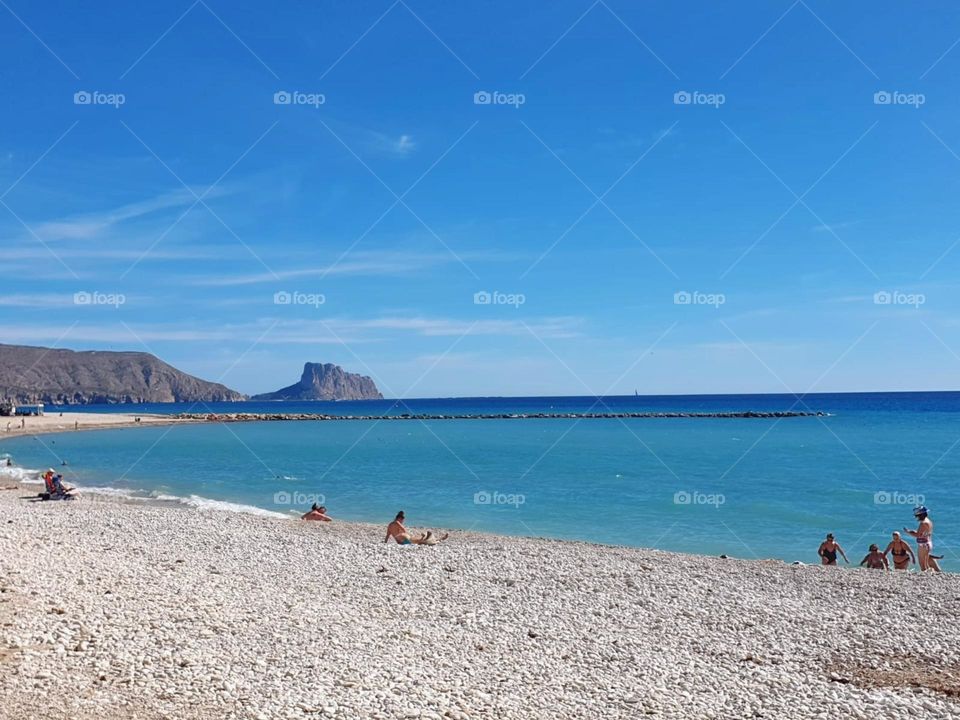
[301, 505, 450, 545]
[818, 505, 942, 572]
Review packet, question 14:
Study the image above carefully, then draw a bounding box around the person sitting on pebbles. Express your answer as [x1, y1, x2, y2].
[384, 511, 449, 546]
[42, 468, 74, 499]
[817, 533, 849, 566]
[301, 504, 332, 522]
[859, 544, 889, 570]
[884, 531, 915, 570]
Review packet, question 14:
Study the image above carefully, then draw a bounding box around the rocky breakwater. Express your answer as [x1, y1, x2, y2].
[174, 410, 826, 423]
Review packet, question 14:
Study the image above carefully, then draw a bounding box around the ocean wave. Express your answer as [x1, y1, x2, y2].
[0, 464, 44, 485]
[0, 464, 290, 519]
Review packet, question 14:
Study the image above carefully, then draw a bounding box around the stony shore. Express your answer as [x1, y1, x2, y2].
[1, 486, 958, 720]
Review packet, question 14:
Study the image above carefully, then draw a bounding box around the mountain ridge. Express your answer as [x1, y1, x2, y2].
[0, 343, 246, 405]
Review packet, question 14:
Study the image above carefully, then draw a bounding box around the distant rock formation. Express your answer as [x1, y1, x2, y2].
[0, 343, 247, 405]
[252, 363, 383, 401]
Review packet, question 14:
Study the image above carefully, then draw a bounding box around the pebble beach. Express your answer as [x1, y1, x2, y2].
[1, 484, 959, 720]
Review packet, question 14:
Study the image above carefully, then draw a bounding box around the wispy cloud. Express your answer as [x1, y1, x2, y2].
[24, 186, 232, 243]
[811, 220, 860, 234]
[0, 294, 76, 308]
[0, 314, 584, 346]
[365, 130, 416, 158]
[192, 251, 453, 286]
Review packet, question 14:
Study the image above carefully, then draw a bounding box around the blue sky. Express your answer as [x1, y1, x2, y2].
[2, 0, 960, 397]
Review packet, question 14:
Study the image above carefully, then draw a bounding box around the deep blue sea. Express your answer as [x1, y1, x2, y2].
[2, 392, 958, 570]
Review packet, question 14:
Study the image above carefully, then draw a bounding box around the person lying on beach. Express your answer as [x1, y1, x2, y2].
[904, 506, 942, 572]
[301, 504, 331, 522]
[884, 531, 915, 570]
[384, 511, 449, 546]
[817, 534, 848, 566]
[860, 544, 889, 570]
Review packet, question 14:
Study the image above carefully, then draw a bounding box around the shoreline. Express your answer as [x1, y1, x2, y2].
[1, 486, 958, 719]
[0, 412, 200, 441]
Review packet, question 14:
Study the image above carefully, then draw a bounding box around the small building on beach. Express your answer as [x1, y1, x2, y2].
[0, 400, 15, 417]
[14, 403, 44, 417]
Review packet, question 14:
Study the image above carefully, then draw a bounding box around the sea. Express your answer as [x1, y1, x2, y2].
[2, 392, 958, 571]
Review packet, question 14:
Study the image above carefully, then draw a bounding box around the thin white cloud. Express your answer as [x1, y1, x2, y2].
[27, 186, 230, 242]
[0, 315, 584, 346]
[811, 220, 860, 234]
[0, 294, 76, 308]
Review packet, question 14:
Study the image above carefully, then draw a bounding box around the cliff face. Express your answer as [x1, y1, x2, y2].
[0, 344, 247, 405]
[252, 363, 383, 401]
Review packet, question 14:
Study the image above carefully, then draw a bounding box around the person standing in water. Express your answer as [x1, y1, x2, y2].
[860, 544, 889, 570]
[884, 531, 915, 570]
[904, 506, 942, 572]
[817, 533, 849, 566]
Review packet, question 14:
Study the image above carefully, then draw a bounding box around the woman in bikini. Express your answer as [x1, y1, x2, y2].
[904, 506, 942, 572]
[817, 533, 849, 566]
[884, 531, 914, 570]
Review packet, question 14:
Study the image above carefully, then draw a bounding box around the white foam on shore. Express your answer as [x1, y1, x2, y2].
[0, 464, 43, 485]
[151, 492, 290, 519]
[0, 463, 289, 519]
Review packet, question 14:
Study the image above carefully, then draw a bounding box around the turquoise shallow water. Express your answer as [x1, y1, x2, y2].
[2, 392, 959, 570]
